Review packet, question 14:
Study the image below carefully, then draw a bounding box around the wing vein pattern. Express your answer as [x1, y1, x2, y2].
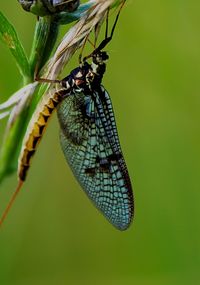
[57, 85, 133, 230]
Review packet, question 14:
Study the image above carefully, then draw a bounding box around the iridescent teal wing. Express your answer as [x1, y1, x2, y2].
[57, 86, 133, 230]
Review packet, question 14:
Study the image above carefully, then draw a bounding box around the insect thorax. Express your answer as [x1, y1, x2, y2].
[61, 51, 109, 94]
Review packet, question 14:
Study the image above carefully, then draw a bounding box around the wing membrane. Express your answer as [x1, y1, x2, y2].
[57, 86, 133, 230]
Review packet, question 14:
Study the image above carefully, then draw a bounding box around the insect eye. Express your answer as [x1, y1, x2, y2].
[101, 52, 109, 61]
[92, 52, 109, 65]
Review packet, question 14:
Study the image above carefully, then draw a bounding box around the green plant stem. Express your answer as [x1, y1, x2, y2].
[0, 15, 62, 183]
[0, 18, 57, 183]
[29, 16, 59, 78]
[0, 109, 29, 183]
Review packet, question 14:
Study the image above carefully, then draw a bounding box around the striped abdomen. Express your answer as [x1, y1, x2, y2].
[18, 87, 65, 181]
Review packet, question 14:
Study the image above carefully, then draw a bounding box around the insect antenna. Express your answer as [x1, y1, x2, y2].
[79, 30, 102, 64]
[0, 180, 24, 227]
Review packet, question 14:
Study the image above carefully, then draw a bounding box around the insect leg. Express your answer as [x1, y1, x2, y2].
[34, 76, 61, 84]
[83, 0, 125, 61]
[96, 0, 125, 51]
[79, 33, 90, 65]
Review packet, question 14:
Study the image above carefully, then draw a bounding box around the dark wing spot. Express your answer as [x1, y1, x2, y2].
[99, 158, 110, 172]
[85, 167, 96, 177]
[107, 153, 122, 161]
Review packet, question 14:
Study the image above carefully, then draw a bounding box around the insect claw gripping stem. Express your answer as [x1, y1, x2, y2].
[0, 180, 24, 227]
[36, 77, 62, 84]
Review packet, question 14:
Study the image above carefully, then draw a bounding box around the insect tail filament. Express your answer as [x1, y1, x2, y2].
[0, 180, 23, 228]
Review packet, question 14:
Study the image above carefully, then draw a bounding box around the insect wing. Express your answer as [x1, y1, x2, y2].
[57, 86, 133, 230]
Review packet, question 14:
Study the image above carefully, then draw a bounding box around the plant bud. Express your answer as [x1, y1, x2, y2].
[18, 0, 80, 16]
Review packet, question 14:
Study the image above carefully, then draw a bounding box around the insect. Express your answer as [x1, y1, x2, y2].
[0, 5, 134, 230]
[57, 56, 134, 230]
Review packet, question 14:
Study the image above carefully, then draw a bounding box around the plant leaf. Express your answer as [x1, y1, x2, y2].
[0, 111, 10, 120]
[0, 83, 40, 184]
[0, 11, 31, 80]
[0, 82, 37, 111]
[6, 82, 38, 131]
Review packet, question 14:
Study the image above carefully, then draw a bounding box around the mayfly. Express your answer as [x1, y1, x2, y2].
[0, 5, 134, 230]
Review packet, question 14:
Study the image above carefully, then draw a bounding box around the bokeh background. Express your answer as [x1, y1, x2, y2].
[0, 1, 200, 284]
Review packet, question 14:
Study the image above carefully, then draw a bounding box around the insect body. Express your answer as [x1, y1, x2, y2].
[18, 86, 64, 181]
[18, 50, 134, 230]
[58, 52, 133, 230]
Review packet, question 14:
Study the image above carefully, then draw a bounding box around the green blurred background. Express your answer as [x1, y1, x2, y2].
[1, 1, 200, 284]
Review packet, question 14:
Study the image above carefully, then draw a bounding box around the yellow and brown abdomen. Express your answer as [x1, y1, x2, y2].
[18, 88, 64, 181]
